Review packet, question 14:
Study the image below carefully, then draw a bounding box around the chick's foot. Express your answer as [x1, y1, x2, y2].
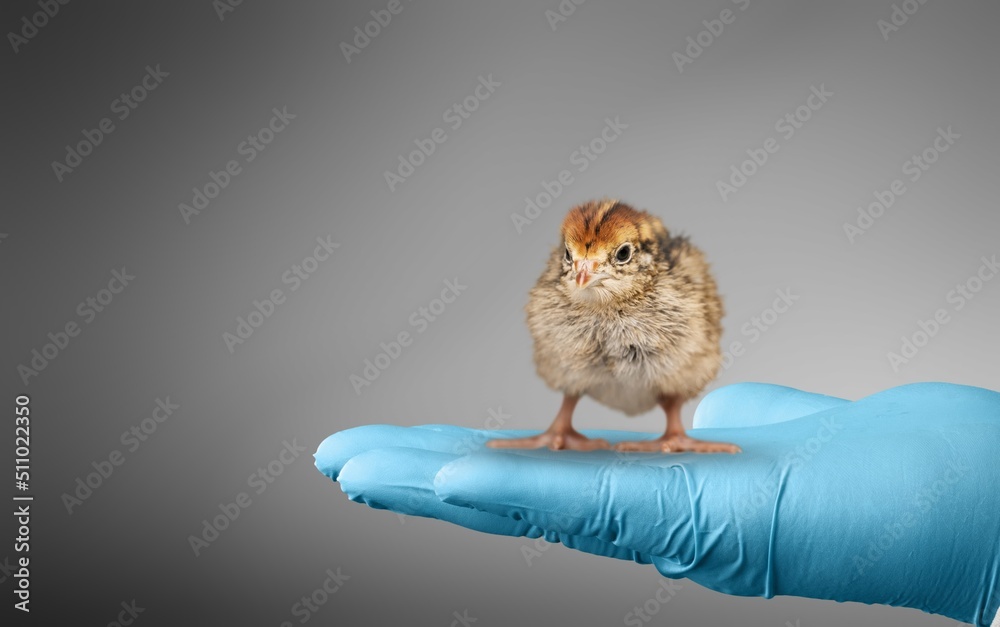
[613, 434, 741, 454]
[487, 428, 610, 451]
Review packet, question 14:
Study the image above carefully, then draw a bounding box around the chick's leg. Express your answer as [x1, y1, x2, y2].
[613, 395, 741, 454]
[486, 394, 610, 451]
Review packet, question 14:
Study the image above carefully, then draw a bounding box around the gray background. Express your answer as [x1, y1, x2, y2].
[2, 0, 998, 625]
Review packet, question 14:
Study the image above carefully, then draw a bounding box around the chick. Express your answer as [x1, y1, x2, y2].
[488, 199, 740, 453]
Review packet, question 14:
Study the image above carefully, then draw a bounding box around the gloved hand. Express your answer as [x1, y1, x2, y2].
[315, 382, 1000, 626]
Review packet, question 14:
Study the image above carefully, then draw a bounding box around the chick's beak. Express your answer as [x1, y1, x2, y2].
[573, 259, 600, 287]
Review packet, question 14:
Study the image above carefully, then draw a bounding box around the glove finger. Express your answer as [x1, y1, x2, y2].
[315, 424, 659, 481]
[694, 383, 849, 429]
[314, 424, 541, 480]
[336, 445, 650, 563]
[338, 446, 540, 536]
[434, 450, 703, 564]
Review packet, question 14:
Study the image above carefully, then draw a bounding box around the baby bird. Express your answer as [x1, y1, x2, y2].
[488, 199, 740, 453]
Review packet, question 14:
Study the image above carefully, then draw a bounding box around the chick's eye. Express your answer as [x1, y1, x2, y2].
[615, 243, 632, 264]
[564, 246, 572, 262]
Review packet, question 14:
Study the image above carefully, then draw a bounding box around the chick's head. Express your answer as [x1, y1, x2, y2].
[559, 199, 664, 308]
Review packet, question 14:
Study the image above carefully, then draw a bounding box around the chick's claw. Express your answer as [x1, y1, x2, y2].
[613, 435, 741, 454]
[487, 430, 610, 451]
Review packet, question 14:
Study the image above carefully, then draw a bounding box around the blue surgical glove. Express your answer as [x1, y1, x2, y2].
[315, 382, 1000, 626]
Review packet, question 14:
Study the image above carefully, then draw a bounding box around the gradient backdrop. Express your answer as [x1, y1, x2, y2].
[3, 1, 999, 625]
